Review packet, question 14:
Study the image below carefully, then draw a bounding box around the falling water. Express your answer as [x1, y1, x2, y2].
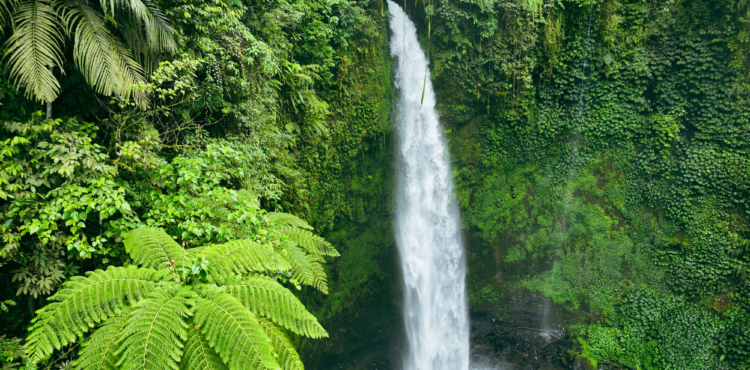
[388, 2, 470, 370]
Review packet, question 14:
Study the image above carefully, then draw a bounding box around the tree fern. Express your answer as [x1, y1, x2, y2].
[73, 312, 129, 370]
[223, 274, 327, 338]
[193, 288, 281, 370]
[179, 327, 227, 370]
[26, 227, 333, 369]
[125, 228, 187, 273]
[267, 212, 313, 230]
[26, 266, 172, 362]
[116, 286, 193, 370]
[200, 239, 290, 279]
[278, 225, 340, 257]
[286, 247, 329, 294]
[257, 318, 304, 370]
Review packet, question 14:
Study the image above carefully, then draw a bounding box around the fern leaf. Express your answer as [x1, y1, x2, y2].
[125, 228, 188, 273]
[286, 248, 328, 294]
[57, 0, 146, 101]
[200, 240, 290, 280]
[25, 266, 172, 363]
[257, 318, 303, 370]
[193, 288, 281, 370]
[73, 311, 129, 370]
[4, 0, 65, 103]
[180, 326, 227, 370]
[267, 212, 313, 230]
[278, 225, 339, 257]
[116, 286, 193, 370]
[222, 274, 327, 338]
[184, 246, 207, 260]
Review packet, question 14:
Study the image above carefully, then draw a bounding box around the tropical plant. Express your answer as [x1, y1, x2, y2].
[1, 0, 176, 104]
[25, 227, 334, 369]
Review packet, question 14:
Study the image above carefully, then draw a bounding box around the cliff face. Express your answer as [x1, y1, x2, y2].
[431, 1, 750, 368]
[305, 1, 750, 369]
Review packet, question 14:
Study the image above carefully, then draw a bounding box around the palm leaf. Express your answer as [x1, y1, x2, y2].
[0, 0, 19, 27]
[125, 227, 188, 274]
[116, 286, 193, 370]
[257, 318, 303, 370]
[141, 0, 175, 53]
[57, 0, 146, 101]
[179, 326, 227, 370]
[4, 0, 65, 103]
[200, 239, 290, 280]
[73, 311, 129, 370]
[25, 266, 172, 363]
[193, 288, 281, 370]
[222, 274, 327, 338]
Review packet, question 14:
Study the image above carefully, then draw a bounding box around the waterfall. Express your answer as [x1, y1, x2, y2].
[388, 2, 470, 370]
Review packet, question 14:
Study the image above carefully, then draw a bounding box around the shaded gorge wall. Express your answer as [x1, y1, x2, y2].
[302, 1, 750, 369]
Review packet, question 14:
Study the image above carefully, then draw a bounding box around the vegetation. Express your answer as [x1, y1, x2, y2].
[3, 0, 750, 368]
[424, 0, 750, 368]
[0, 0, 393, 366]
[26, 227, 330, 369]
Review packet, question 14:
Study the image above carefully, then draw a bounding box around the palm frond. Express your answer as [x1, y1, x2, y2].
[57, 0, 146, 101]
[200, 240, 290, 280]
[193, 288, 281, 370]
[0, 0, 19, 27]
[222, 274, 327, 338]
[141, 0, 176, 53]
[4, 0, 65, 103]
[125, 228, 188, 273]
[73, 311, 129, 370]
[278, 225, 339, 257]
[114, 0, 175, 75]
[286, 247, 328, 294]
[257, 318, 303, 370]
[267, 212, 313, 230]
[179, 326, 227, 370]
[25, 266, 172, 363]
[116, 286, 193, 370]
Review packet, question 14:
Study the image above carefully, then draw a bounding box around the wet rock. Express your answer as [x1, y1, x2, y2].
[572, 357, 595, 370]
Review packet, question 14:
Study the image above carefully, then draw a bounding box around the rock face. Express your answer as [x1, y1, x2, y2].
[466, 287, 633, 370]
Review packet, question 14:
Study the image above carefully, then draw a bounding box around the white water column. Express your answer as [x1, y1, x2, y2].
[388, 2, 470, 370]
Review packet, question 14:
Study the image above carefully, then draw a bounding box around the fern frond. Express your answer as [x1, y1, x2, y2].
[184, 246, 207, 260]
[278, 225, 339, 257]
[25, 266, 172, 363]
[116, 286, 193, 370]
[267, 212, 313, 230]
[257, 318, 303, 370]
[4, 0, 65, 103]
[57, 0, 146, 100]
[73, 311, 129, 370]
[222, 274, 327, 338]
[125, 228, 187, 273]
[200, 240, 290, 280]
[179, 326, 227, 370]
[286, 248, 328, 294]
[193, 288, 281, 370]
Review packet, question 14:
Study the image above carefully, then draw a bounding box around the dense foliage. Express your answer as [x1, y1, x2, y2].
[416, 0, 750, 368]
[0, 0, 394, 366]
